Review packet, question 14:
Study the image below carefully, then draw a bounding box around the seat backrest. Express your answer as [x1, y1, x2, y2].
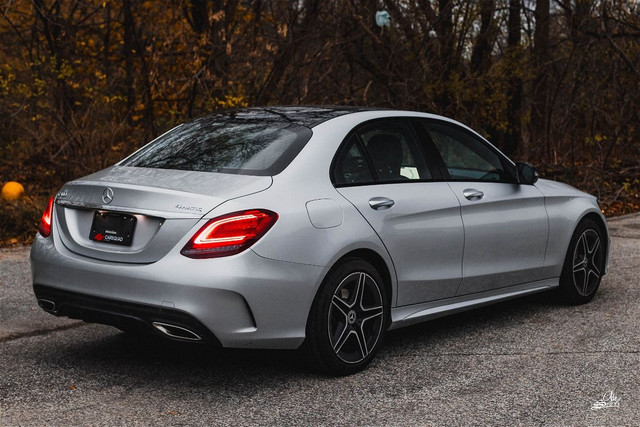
[366, 134, 404, 180]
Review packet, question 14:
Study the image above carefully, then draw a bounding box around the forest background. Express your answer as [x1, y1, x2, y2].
[1, 0, 640, 244]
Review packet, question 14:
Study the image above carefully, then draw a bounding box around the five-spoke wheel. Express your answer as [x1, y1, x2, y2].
[571, 228, 603, 296]
[328, 271, 384, 364]
[305, 258, 387, 375]
[559, 219, 606, 304]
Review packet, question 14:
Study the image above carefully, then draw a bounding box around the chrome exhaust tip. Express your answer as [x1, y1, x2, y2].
[38, 299, 57, 313]
[152, 322, 202, 341]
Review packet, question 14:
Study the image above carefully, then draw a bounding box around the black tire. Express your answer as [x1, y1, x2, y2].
[304, 258, 388, 376]
[558, 218, 606, 305]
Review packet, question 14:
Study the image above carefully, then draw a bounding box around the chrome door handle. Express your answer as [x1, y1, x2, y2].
[463, 189, 484, 201]
[369, 197, 395, 210]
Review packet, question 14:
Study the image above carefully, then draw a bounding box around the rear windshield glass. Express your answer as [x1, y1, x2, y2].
[120, 116, 313, 176]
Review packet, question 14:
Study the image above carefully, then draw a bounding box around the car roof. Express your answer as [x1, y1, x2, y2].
[202, 107, 489, 142]
[212, 106, 378, 128]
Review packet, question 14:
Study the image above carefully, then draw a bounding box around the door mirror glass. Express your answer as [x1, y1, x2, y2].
[516, 162, 538, 185]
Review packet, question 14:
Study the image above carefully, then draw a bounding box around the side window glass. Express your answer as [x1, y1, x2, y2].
[333, 135, 375, 185]
[426, 123, 510, 182]
[358, 122, 431, 182]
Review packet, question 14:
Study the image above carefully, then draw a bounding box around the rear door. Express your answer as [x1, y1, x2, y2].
[419, 120, 549, 295]
[334, 119, 464, 306]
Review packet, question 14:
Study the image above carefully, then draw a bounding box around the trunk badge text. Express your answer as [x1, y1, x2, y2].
[102, 188, 114, 204]
[175, 204, 203, 213]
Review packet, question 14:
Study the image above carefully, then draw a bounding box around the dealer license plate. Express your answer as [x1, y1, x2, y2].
[89, 212, 136, 246]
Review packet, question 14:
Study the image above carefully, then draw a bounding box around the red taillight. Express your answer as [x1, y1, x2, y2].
[39, 197, 55, 237]
[181, 209, 278, 258]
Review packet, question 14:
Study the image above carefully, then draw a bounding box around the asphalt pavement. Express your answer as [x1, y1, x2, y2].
[0, 215, 638, 426]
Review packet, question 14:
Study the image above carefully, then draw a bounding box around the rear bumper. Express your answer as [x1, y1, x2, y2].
[33, 284, 223, 344]
[30, 233, 327, 349]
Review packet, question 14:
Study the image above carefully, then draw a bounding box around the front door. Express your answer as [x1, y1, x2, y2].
[420, 120, 549, 295]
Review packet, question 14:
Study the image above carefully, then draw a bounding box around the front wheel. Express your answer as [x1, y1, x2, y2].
[558, 219, 606, 305]
[305, 258, 387, 376]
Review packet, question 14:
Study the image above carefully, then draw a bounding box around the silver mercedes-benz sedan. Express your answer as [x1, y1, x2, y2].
[31, 107, 609, 375]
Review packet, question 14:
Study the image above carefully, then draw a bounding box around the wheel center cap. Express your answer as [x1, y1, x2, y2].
[347, 310, 357, 325]
[583, 257, 589, 267]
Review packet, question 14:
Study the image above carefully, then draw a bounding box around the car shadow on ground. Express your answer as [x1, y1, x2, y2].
[36, 290, 569, 384]
[382, 291, 558, 349]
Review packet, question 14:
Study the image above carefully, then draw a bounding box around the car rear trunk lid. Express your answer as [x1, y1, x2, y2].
[53, 166, 272, 263]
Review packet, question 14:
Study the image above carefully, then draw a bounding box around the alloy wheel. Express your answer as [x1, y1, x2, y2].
[327, 272, 384, 364]
[572, 229, 603, 297]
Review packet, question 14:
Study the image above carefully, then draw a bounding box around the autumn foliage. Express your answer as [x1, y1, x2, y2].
[1, 1, 640, 244]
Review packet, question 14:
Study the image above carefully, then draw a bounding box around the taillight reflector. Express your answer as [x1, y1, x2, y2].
[39, 196, 55, 237]
[181, 209, 278, 258]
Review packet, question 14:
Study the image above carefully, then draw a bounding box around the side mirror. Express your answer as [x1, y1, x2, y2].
[516, 162, 538, 185]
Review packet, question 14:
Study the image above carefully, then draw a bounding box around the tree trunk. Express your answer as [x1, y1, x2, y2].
[435, 0, 454, 110]
[532, 0, 550, 161]
[504, 0, 522, 156]
[122, 0, 136, 127]
[122, 0, 157, 139]
[470, 0, 495, 74]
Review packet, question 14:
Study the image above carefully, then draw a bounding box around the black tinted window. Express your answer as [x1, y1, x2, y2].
[425, 122, 512, 182]
[359, 122, 431, 181]
[333, 135, 375, 185]
[121, 117, 312, 176]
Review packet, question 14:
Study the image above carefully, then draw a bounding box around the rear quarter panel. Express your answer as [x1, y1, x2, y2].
[188, 114, 400, 306]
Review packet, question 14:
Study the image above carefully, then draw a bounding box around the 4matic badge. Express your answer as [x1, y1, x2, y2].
[175, 203, 203, 213]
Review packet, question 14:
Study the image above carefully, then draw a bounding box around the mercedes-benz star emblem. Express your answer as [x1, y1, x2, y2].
[102, 187, 114, 204]
[347, 310, 357, 325]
